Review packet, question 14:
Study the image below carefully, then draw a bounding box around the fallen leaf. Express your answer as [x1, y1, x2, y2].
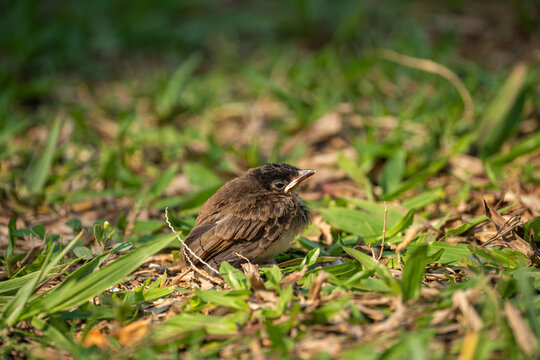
[312, 215, 333, 245]
[279, 266, 307, 287]
[112, 320, 149, 346]
[308, 271, 329, 303]
[452, 290, 483, 332]
[504, 301, 538, 357]
[242, 263, 266, 291]
[81, 328, 109, 349]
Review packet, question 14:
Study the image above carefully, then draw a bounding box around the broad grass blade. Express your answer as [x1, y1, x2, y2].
[477, 63, 528, 158]
[401, 244, 428, 301]
[342, 246, 401, 294]
[24, 116, 63, 194]
[18, 233, 176, 320]
[3, 232, 82, 326]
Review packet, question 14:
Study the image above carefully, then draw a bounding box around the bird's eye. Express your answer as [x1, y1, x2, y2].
[272, 181, 287, 191]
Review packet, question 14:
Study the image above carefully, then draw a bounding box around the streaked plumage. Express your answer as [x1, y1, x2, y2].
[180, 163, 315, 272]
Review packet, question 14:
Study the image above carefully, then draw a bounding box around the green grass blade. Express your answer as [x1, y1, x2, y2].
[487, 130, 540, 166]
[0, 264, 67, 296]
[321, 205, 413, 242]
[380, 158, 447, 201]
[220, 262, 250, 291]
[445, 202, 518, 236]
[513, 269, 540, 338]
[0, 118, 32, 146]
[320, 207, 383, 240]
[24, 116, 63, 194]
[147, 162, 179, 201]
[31, 317, 77, 353]
[342, 246, 401, 294]
[477, 64, 528, 157]
[337, 153, 375, 201]
[385, 209, 415, 239]
[157, 55, 201, 118]
[6, 217, 17, 264]
[0, 272, 41, 297]
[154, 313, 238, 339]
[19, 233, 176, 320]
[401, 244, 428, 301]
[3, 232, 82, 326]
[408, 242, 471, 265]
[183, 162, 222, 190]
[402, 188, 445, 210]
[196, 289, 249, 311]
[380, 150, 406, 196]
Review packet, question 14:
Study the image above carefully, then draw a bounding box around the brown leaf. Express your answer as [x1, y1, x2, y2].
[396, 224, 428, 252]
[482, 200, 540, 264]
[241, 263, 266, 291]
[355, 304, 386, 321]
[504, 301, 538, 357]
[483, 199, 508, 230]
[452, 290, 483, 332]
[112, 320, 148, 346]
[296, 333, 343, 359]
[312, 214, 334, 245]
[308, 271, 329, 302]
[81, 328, 109, 349]
[282, 110, 342, 154]
[250, 337, 265, 360]
[279, 266, 307, 287]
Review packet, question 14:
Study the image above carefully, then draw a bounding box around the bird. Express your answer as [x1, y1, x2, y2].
[179, 163, 315, 274]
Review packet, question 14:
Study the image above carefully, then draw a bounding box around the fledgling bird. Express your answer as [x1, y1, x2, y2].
[179, 163, 315, 273]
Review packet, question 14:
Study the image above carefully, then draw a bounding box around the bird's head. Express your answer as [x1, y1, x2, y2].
[250, 163, 315, 194]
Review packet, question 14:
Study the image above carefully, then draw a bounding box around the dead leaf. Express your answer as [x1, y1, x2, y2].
[483, 199, 509, 229]
[279, 266, 307, 287]
[296, 333, 343, 360]
[483, 199, 540, 264]
[282, 110, 343, 154]
[430, 308, 455, 326]
[396, 224, 428, 252]
[112, 320, 149, 346]
[504, 301, 538, 357]
[241, 263, 266, 291]
[312, 215, 333, 245]
[308, 271, 329, 303]
[250, 337, 265, 360]
[355, 304, 386, 321]
[81, 328, 109, 349]
[452, 290, 483, 332]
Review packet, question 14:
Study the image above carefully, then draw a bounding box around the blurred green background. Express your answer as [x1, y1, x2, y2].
[0, 0, 539, 212]
[1, 2, 540, 359]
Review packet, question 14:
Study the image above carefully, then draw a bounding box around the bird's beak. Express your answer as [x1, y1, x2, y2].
[284, 169, 316, 194]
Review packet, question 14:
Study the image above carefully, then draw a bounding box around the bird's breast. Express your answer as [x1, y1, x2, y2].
[255, 198, 310, 263]
[254, 223, 301, 262]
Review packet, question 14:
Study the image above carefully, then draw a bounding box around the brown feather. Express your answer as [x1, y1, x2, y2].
[180, 163, 313, 273]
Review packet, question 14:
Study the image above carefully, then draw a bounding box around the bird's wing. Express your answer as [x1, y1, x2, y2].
[181, 194, 296, 270]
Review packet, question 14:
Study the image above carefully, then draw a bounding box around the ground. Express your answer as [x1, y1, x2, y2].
[0, 1, 539, 359]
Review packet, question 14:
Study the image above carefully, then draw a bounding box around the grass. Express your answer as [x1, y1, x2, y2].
[1, 0, 540, 359]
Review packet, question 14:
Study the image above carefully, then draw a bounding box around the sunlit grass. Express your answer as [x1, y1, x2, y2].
[1, 1, 539, 358]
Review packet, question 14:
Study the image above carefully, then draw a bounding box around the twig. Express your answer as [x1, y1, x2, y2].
[368, 244, 376, 259]
[164, 207, 220, 276]
[481, 216, 521, 246]
[396, 252, 402, 270]
[235, 252, 252, 265]
[378, 202, 388, 260]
